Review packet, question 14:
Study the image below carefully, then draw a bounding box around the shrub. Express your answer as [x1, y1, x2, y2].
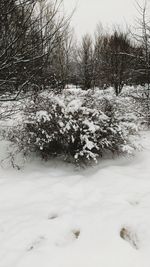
[11, 90, 139, 164]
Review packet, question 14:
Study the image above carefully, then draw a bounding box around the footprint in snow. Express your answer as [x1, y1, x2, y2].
[55, 229, 80, 247]
[120, 227, 139, 250]
[72, 229, 80, 239]
[27, 236, 45, 252]
[128, 200, 139, 206]
[48, 213, 58, 220]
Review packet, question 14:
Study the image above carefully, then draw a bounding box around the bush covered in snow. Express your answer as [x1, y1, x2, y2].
[11, 89, 140, 164]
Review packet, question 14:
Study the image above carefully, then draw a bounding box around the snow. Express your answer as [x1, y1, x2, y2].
[0, 131, 150, 266]
[66, 99, 83, 113]
[36, 111, 50, 123]
[83, 119, 100, 133]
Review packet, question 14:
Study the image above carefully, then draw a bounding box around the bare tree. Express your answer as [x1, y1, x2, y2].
[132, 0, 150, 94]
[75, 34, 94, 90]
[0, 0, 71, 101]
[94, 29, 133, 95]
[47, 26, 74, 91]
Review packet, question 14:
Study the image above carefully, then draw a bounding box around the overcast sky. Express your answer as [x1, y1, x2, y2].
[63, 0, 143, 39]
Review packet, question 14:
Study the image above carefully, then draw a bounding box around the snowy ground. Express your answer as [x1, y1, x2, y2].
[0, 131, 150, 267]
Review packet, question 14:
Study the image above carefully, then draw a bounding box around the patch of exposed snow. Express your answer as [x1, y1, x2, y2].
[0, 132, 150, 266]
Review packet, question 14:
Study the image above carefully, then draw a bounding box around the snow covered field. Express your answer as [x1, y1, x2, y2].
[0, 131, 150, 267]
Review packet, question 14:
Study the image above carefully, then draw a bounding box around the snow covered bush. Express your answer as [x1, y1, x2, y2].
[11, 89, 139, 164]
[121, 85, 150, 126]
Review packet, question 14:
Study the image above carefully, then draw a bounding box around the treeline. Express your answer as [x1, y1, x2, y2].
[74, 0, 150, 95]
[0, 0, 150, 99]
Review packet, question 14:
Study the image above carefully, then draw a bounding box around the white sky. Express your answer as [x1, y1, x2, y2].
[63, 0, 143, 39]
